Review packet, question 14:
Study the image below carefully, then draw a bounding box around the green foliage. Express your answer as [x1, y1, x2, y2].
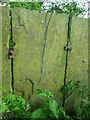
[74, 98, 90, 120]
[0, 88, 31, 119]
[42, 1, 86, 17]
[0, 87, 7, 93]
[6, 2, 42, 11]
[33, 89, 71, 119]
[61, 80, 88, 96]
[0, 87, 89, 119]
[9, 40, 15, 47]
[60, 2, 86, 16]
[31, 108, 43, 118]
[49, 99, 58, 118]
[76, 95, 90, 119]
[61, 80, 89, 119]
[2, 1, 86, 17]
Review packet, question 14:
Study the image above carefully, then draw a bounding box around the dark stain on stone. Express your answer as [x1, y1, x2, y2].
[18, 15, 24, 27]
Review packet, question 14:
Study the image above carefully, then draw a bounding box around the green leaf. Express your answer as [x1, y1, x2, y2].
[59, 107, 66, 117]
[49, 100, 58, 118]
[1, 104, 7, 113]
[25, 103, 31, 111]
[0, 87, 6, 92]
[5, 93, 16, 101]
[39, 111, 47, 118]
[77, 107, 82, 116]
[6, 108, 11, 113]
[31, 108, 43, 118]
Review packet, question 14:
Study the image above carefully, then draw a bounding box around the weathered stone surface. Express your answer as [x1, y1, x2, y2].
[12, 8, 68, 105]
[2, 7, 11, 93]
[9, 7, 88, 112]
[12, 8, 46, 101]
[65, 17, 88, 113]
[38, 13, 68, 104]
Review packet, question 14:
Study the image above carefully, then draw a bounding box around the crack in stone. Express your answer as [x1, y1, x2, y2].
[18, 15, 24, 27]
[28, 78, 34, 94]
[19, 78, 34, 94]
[15, 88, 24, 98]
[9, 8, 14, 94]
[38, 12, 53, 85]
[62, 15, 72, 107]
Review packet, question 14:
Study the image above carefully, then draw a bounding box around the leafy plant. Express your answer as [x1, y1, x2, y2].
[61, 80, 88, 96]
[4, 2, 42, 11]
[2, 1, 86, 17]
[0, 86, 89, 119]
[0, 88, 31, 119]
[60, 2, 86, 16]
[31, 89, 71, 119]
[42, 1, 86, 17]
[61, 80, 89, 119]
[73, 96, 90, 119]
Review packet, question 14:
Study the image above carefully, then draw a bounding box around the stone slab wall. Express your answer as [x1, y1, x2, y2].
[1, 7, 88, 111]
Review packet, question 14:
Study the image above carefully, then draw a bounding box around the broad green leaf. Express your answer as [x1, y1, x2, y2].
[49, 100, 58, 118]
[31, 108, 42, 118]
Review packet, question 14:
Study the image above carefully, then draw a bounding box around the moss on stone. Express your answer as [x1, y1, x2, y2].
[38, 13, 69, 104]
[12, 8, 46, 101]
[2, 7, 12, 93]
[12, 8, 69, 105]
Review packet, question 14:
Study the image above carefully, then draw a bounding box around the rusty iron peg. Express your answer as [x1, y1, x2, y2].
[64, 46, 72, 51]
[9, 47, 14, 59]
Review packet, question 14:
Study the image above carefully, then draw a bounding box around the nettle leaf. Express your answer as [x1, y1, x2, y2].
[17, 96, 25, 105]
[25, 103, 31, 112]
[31, 108, 43, 118]
[49, 100, 58, 118]
[5, 93, 16, 100]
